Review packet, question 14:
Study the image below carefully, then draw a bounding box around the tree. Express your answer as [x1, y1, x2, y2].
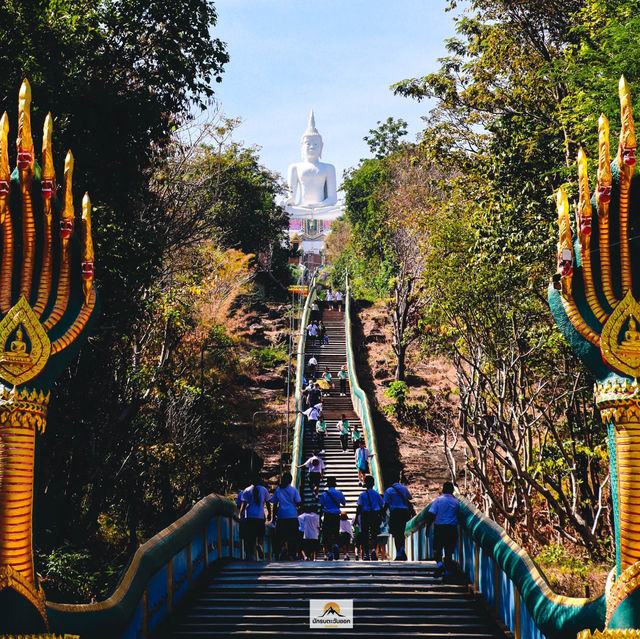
[0, 0, 229, 325]
[385, 0, 631, 556]
[363, 117, 409, 159]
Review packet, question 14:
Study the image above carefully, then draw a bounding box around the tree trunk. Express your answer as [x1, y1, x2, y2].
[395, 343, 406, 381]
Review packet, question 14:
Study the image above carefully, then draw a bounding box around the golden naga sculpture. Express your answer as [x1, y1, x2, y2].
[0, 80, 98, 635]
[551, 76, 640, 634]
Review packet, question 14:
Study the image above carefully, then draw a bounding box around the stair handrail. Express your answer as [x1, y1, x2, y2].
[402, 493, 606, 638]
[291, 273, 317, 489]
[45, 493, 241, 638]
[344, 278, 383, 493]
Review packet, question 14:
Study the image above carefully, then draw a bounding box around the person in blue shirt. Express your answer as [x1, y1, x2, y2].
[424, 481, 461, 575]
[356, 475, 384, 560]
[318, 477, 346, 560]
[383, 472, 413, 561]
[269, 472, 302, 560]
[239, 476, 271, 560]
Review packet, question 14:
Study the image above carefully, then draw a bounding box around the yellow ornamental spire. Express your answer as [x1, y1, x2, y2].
[60, 151, 74, 239]
[577, 147, 592, 239]
[16, 79, 33, 172]
[556, 186, 574, 297]
[618, 75, 637, 166]
[42, 113, 54, 182]
[597, 113, 612, 206]
[81, 193, 95, 304]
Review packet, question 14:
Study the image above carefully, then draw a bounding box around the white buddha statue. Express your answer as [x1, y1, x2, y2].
[285, 111, 342, 220]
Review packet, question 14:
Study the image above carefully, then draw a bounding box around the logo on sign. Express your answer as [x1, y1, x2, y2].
[309, 599, 353, 628]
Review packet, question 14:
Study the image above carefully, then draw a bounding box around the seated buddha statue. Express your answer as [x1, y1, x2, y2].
[0, 326, 31, 364]
[620, 314, 640, 351]
[285, 111, 340, 217]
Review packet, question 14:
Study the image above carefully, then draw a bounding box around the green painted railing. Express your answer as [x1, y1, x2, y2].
[402, 494, 606, 639]
[291, 275, 317, 490]
[344, 280, 383, 492]
[46, 494, 243, 639]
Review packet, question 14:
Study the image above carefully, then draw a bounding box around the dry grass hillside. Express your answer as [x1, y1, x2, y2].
[350, 299, 462, 513]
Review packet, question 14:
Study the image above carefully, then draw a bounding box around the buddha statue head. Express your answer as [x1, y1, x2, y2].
[300, 110, 323, 162]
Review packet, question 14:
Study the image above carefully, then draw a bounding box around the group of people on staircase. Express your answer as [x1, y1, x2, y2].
[237, 474, 461, 576]
[237, 470, 415, 562]
[303, 362, 348, 396]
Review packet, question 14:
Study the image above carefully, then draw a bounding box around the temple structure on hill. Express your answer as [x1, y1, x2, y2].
[284, 111, 344, 262]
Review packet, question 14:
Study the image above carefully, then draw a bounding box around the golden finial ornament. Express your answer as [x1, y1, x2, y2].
[597, 113, 612, 208]
[16, 79, 33, 172]
[556, 186, 574, 298]
[41, 113, 55, 201]
[576, 148, 592, 241]
[81, 193, 95, 304]
[60, 151, 74, 239]
[618, 75, 637, 166]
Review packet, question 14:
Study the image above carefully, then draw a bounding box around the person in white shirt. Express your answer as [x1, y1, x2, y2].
[326, 290, 334, 311]
[308, 355, 318, 379]
[337, 415, 350, 452]
[298, 506, 321, 560]
[335, 290, 343, 312]
[297, 451, 325, 497]
[339, 512, 354, 560]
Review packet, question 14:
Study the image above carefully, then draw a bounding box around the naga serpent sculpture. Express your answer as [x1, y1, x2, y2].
[552, 76, 640, 636]
[0, 80, 98, 634]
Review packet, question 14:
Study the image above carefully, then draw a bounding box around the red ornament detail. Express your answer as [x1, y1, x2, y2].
[622, 146, 636, 166]
[81, 262, 94, 280]
[17, 150, 32, 170]
[59, 219, 73, 238]
[597, 184, 612, 203]
[0, 181, 9, 196]
[560, 261, 573, 277]
[41, 178, 55, 199]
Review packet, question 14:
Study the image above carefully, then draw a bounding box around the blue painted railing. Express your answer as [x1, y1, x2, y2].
[402, 494, 606, 639]
[46, 494, 253, 638]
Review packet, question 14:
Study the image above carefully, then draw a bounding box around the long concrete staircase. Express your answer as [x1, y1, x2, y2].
[165, 299, 510, 639]
[168, 561, 509, 637]
[301, 306, 361, 516]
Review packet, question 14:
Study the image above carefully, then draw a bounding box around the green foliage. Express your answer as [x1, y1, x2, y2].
[384, 381, 409, 406]
[250, 346, 287, 370]
[379, 0, 624, 556]
[536, 543, 592, 584]
[37, 547, 123, 603]
[343, 158, 393, 267]
[363, 117, 409, 159]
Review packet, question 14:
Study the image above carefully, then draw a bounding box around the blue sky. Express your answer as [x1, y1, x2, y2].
[210, 1, 459, 188]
